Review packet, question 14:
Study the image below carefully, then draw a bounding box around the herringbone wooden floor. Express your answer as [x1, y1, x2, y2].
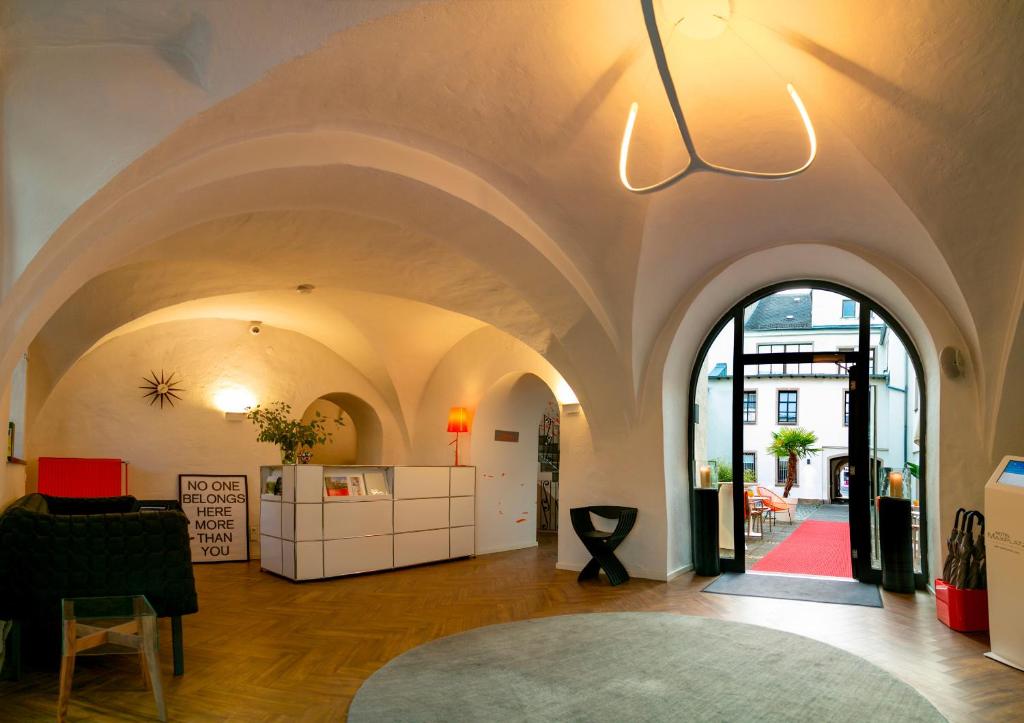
[2, 535, 1021, 721]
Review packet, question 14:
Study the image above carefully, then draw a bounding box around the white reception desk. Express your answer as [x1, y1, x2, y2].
[258, 465, 476, 581]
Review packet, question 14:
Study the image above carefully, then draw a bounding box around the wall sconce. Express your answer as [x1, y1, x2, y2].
[619, 0, 817, 194]
[555, 378, 581, 415]
[447, 406, 470, 466]
[213, 385, 257, 420]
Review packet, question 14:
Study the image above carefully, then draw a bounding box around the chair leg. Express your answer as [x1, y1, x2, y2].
[57, 620, 76, 723]
[171, 616, 184, 677]
[600, 553, 630, 586]
[578, 558, 602, 581]
[141, 615, 167, 721]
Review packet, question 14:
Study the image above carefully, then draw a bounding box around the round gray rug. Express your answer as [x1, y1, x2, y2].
[349, 613, 945, 722]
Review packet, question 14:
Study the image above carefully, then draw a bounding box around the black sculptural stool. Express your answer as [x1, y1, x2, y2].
[570, 506, 638, 586]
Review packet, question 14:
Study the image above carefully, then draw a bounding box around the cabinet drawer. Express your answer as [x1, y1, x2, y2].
[282, 540, 296, 579]
[450, 496, 475, 527]
[296, 540, 323, 580]
[450, 467, 476, 496]
[259, 535, 282, 574]
[394, 467, 449, 499]
[294, 503, 323, 541]
[394, 529, 449, 567]
[450, 526, 475, 558]
[260, 500, 282, 538]
[324, 535, 393, 576]
[324, 499, 392, 539]
[394, 498, 449, 533]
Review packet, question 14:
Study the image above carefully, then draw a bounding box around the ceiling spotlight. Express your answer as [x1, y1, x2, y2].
[296, 284, 315, 294]
[619, 0, 817, 194]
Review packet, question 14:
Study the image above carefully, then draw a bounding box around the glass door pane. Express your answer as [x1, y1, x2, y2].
[692, 319, 734, 562]
[868, 380, 882, 572]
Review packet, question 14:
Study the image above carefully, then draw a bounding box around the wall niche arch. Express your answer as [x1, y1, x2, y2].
[300, 392, 384, 465]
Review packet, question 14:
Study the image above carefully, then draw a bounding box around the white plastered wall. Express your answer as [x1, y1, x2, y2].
[27, 319, 407, 537]
[410, 325, 672, 580]
[469, 373, 555, 555]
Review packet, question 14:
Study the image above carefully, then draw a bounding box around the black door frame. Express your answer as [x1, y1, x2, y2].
[688, 281, 928, 587]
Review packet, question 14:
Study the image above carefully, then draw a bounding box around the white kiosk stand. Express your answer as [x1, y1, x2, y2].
[984, 455, 1024, 672]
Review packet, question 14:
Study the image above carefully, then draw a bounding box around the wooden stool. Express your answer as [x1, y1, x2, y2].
[59, 595, 166, 722]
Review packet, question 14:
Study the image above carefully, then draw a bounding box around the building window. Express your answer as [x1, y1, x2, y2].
[743, 452, 756, 482]
[841, 299, 857, 318]
[776, 457, 797, 487]
[742, 391, 757, 424]
[756, 343, 812, 375]
[843, 389, 850, 426]
[777, 390, 798, 424]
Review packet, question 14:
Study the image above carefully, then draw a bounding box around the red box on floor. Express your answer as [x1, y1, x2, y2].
[935, 578, 989, 632]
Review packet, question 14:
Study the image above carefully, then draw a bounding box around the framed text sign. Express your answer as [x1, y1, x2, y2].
[178, 474, 250, 563]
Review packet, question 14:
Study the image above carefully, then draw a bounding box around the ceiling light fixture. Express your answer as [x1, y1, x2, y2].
[619, 0, 817, 194]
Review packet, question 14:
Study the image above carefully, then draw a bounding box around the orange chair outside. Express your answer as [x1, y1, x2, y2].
[753, 486, 785, 511]
[754, 486, 795, 522]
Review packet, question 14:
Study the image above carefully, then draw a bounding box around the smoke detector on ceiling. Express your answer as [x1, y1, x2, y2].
[249, 321, 263, 336]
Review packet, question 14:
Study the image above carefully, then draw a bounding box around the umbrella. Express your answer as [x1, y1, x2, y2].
[965, 512, 986, 590]
[942, 508, 966, 583]
[949, 511, 984, 589]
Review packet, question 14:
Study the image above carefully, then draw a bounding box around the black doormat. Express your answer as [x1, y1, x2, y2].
[703, 572, 883, 608]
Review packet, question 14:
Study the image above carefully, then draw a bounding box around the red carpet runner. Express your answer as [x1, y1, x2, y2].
[751, 520, 853, 578]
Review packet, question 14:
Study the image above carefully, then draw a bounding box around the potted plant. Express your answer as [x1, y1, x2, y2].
[246, 402, 343, 464]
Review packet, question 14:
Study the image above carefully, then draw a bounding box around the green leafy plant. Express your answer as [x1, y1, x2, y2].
[246, 402, 343, 464]
[712, 461, 756, 486]
[767, 427, 820, 498]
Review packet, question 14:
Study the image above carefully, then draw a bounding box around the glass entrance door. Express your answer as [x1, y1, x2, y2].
[690, 285, 927, 585]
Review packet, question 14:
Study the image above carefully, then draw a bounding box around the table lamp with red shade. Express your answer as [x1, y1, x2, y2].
[447, 406, 469, 466]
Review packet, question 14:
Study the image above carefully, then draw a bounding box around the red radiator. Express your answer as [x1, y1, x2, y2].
[37, 457, 126, 497]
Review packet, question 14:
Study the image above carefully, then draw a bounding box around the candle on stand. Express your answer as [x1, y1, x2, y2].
[888, 471, 903, 498]
[699, 466, 711, 489]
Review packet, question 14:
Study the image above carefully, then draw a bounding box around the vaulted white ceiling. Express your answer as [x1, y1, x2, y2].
[4, 0, 1024, 452]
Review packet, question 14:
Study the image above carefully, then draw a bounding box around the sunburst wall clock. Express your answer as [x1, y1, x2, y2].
[140, 370, 185, 409]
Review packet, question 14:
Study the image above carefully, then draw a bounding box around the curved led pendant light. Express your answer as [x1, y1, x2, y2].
[620, 0, 817, 194]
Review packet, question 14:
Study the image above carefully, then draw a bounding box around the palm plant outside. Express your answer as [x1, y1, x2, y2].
[767, 427, 820, 498]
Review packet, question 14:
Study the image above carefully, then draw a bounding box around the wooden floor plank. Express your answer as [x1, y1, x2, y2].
[1, 536, 1021, 721]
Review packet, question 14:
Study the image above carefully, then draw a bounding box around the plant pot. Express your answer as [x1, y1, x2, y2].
[280, 447, 297, 465]
[297, 449, 313, 464]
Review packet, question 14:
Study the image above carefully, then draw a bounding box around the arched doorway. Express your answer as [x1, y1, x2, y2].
[689, 282, 928, 586]
[301, 392, 384, 465]
[470, 373, 558, 557]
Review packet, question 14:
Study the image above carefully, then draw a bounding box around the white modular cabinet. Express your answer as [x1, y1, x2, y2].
[322, 464, 395, 577]
[449, 466, 476, 559]
[392, 466, 476, 568]
[259, 465, 475, 582]
[393, 467, 451, 568]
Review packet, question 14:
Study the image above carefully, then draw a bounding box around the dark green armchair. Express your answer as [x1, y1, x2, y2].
[0, 493, 198, 677]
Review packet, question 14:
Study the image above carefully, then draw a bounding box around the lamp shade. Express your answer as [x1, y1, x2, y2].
[447, 406, 469, 433]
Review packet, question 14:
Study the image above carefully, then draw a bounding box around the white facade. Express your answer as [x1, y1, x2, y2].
[701, 290, 921, 502]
